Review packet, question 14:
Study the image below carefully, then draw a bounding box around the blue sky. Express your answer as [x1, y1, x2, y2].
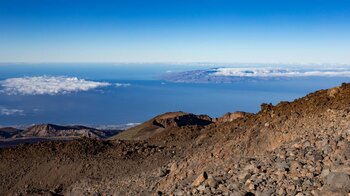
[1, 0, 350, 64]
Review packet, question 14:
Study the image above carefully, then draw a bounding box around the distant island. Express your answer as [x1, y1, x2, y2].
[162, 67, 350, 83]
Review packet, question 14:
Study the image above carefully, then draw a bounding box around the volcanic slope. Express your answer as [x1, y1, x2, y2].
[1, 84, 350, 195]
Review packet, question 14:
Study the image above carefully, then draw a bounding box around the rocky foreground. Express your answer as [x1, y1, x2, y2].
[1, 84, 350, 195]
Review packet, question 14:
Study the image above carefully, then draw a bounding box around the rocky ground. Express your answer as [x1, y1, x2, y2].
[1, 84, 350, 195]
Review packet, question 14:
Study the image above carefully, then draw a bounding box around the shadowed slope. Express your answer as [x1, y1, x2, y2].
[0, 127, 23, 139]
[112, 111, 213, 140]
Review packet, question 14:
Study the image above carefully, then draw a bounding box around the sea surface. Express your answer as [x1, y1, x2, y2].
[0, 63, 349, 127]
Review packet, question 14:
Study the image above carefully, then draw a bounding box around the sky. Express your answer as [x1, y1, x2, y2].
[0, 0, 350, 64]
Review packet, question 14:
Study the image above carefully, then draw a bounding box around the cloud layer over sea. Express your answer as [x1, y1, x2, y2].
[0, 107, 25, 116]
[163, 67, 350, 83]
[211, 67, 350, 77]
[0, 76, 130, 95]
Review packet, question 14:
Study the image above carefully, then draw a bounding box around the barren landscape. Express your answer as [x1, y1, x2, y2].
[2, 0, 350, 195]
[1, 83, 350, 195]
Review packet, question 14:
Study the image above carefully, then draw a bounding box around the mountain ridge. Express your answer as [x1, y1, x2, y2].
[0, 124, 122, 146]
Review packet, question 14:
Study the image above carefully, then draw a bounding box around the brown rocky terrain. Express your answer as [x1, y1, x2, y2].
[1, 83, 350, 195]
[112, 111, 213, 140]
[213, 111, 252, 123]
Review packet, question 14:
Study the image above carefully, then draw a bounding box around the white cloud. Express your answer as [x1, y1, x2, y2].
[0, 108, 25, 116]
[211, 67, 350, 77]
[115, 83, 131, 87]
[0, 76, 111, 95]
[163, 66, 350, 83]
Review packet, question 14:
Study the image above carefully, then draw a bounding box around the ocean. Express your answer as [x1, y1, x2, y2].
[0, 63, 349, 127]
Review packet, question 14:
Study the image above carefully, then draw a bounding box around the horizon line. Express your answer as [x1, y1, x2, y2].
[0, 62, 350, 66]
